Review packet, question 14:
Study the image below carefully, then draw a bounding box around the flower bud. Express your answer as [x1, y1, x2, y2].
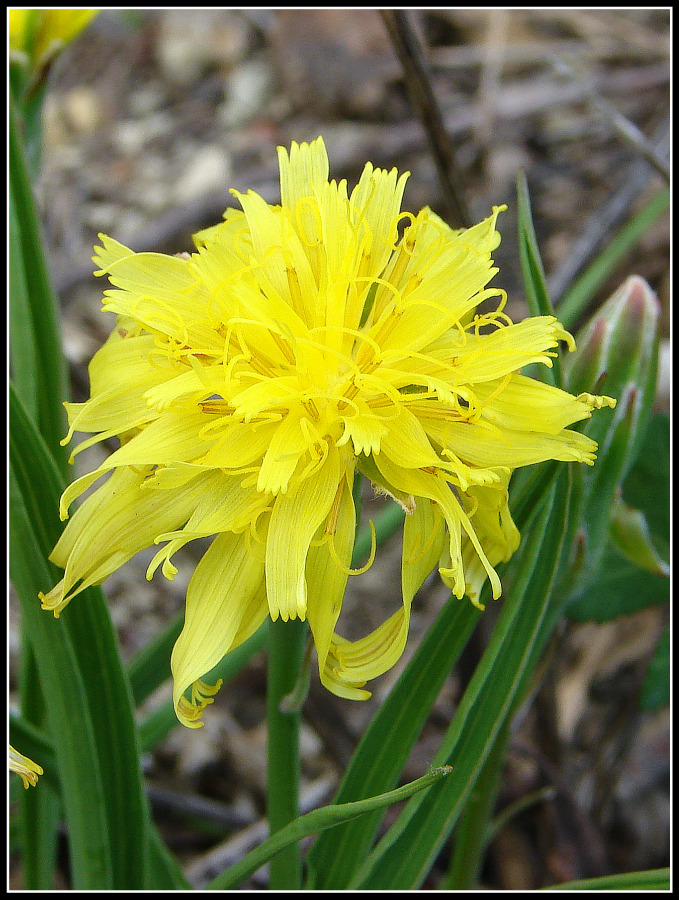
[562, 275, 660, 572]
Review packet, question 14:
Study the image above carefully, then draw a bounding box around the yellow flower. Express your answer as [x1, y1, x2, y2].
[39, 137, 615, 726]
[9, 8, 97, 73]
[9, 744, 43, 789]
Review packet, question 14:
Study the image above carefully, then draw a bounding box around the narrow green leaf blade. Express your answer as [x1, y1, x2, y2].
[544, 867, 670, 891]
[206, 767, 453, 890]
[9, 184, 39, 419]
[10, 383, 148, 887]
[9, 101, 68, 472]
[516, 171, 561, 386]
[10, 469, 113, 888]
[516, 171, 553, 319]
[16, 646, 60, 890]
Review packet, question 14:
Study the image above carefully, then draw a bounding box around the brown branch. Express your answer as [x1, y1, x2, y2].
[380, 9, 472, 228]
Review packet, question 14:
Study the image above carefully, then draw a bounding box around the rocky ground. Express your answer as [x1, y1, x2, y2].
[12, 9, 669, 889]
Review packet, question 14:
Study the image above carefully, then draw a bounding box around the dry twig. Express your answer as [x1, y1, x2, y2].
[380, 9, 472, 228]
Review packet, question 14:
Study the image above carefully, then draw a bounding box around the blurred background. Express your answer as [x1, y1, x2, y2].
[13, 9, 669, 889]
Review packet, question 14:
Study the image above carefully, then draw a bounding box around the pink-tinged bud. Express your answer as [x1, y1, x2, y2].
[564, 275, 660, 404]
[562, 276, 661, 573]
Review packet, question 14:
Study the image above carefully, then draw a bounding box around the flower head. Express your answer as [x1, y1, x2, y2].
[40, 137, 615, 726]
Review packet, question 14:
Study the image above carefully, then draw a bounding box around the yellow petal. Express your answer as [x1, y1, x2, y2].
[447, 316, 573, 384]
[93, 236, 218, 349]
[322, 494, 445, 694]
[265, 444, 342, 621]
[42, 466, 213, 615]
[375, 454, 502, 600]
[431, 417, 600, 470]
[306, 474, 356, 681]
[9, 744, 43, 789]
[278, 137, 330, 222]
[459, 477, 520, 605]
[473, 373, 607, 435]
[171, 531, 267, 727]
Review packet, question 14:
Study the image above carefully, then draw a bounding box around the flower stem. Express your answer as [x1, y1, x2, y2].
[266, 615, 308, 889]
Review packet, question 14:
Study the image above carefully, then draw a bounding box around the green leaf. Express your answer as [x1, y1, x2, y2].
[352, 472, 571, 889]
[9, 185, 39, 419]
[516, 171, 561, 387]
[620, 412, 669, 562]
[9, 100, 68, 473]
[565, 411, 669, 622]
[11, 472, 113, 887]
[639, 627, 670, 711]
[206, 767, 453, 890]
[543, 867, 670, 891]
[10, 383, 148, 888]
[15, 644, 61, 890]
[566, 541, 668, 622]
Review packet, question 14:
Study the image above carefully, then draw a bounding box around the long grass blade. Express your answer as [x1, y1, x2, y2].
[10, 384, 147, 887]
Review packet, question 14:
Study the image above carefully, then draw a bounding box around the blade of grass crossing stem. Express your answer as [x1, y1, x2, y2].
[207, 768, 453, 890]
[516, 171, 561, 387]
[9, 102, 68, 473]
[10, 385, 149, 888]
[352, 471, 571, 888]
[556, 187, 669, 332]
[305, 597, 481, 888]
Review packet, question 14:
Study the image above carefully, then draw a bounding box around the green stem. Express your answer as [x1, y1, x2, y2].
[267, 616, 308, 889]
